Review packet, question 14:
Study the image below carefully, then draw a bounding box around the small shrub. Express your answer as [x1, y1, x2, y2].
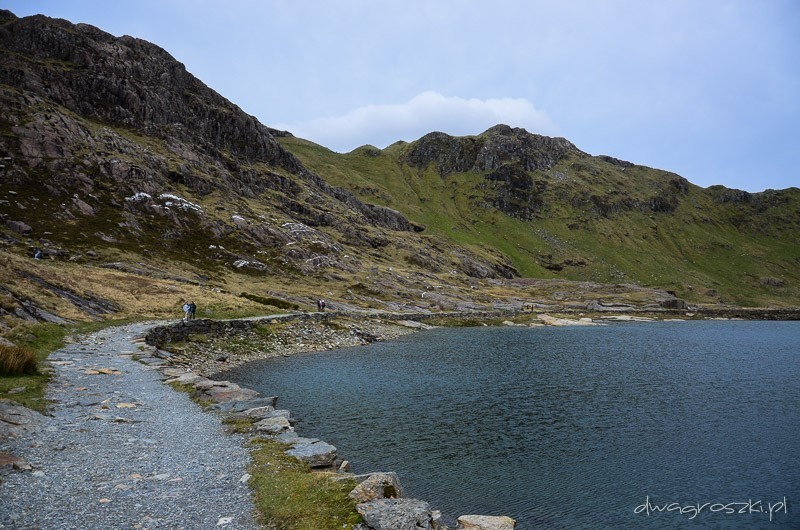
[0, 345, 39, 376]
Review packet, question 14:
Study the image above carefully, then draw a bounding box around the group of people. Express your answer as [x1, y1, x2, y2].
[316, 299, 326, 312]
[182, 301, 197, 321]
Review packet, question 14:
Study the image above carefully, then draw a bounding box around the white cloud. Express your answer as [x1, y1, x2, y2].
[274, 91, 557, 153]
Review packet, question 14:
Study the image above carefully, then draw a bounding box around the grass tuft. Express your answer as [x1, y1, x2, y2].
[0, 344, 39, 376]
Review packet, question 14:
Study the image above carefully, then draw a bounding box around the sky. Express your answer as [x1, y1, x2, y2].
[4, 0, 799, 192]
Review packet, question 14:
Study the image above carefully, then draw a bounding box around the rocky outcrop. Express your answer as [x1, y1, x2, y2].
[403, 125, 577, 177]
[0, 10, 299, 169]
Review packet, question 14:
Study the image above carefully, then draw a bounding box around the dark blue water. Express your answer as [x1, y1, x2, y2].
[219, 321, 800, 529]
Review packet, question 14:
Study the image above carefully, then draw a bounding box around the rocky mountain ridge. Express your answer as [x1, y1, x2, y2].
[0, 9, 797, 331]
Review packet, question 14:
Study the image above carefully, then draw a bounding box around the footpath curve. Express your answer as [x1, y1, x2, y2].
[0, 321, 258, 529]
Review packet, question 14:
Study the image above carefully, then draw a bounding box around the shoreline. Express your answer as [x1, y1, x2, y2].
[146, 306, 800, 376]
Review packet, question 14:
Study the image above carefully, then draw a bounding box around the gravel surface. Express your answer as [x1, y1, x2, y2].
[0, 322, 259, 529]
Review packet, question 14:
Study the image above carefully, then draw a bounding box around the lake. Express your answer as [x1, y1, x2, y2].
[218, 321, 799, 529]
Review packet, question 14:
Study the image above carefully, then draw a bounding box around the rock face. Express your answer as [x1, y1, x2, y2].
[0, 9, 523, 317]
[403, 125, 578, 177]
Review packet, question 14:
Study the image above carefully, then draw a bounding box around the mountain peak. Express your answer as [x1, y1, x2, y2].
[402, 124, 578, 176]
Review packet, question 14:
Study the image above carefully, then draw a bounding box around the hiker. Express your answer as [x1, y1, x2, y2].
[182, 302, 190, 321]
[189, 301, 196, 320]
[33, 248, 42, 260]
[316, 299, 323, 312]
[320, 299, 326, 312]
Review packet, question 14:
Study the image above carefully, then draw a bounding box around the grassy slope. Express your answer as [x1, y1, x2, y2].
[279, 137, 800, 307]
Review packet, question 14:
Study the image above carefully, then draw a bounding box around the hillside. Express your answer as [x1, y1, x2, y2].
[0, 9, 797, 335]
[278, 127, 800, 307]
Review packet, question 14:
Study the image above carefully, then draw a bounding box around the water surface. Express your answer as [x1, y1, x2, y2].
[220, 321, 799, 529]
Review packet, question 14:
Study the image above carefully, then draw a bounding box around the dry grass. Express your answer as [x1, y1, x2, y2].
[0, 344, 38, 376]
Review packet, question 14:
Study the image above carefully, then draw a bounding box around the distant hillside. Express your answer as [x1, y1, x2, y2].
[277, 126, 800, 307]
[0, 10, 796, 332]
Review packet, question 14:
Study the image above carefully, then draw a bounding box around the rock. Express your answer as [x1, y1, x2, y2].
[201, 383, 259, 403]
[225, 405, 276, 421]
[0, 336, 16, 347]
[0, 451, 28, 471]
[586, 300, 635, 312]
[5, 220, 32, 234]
[285, 440, 337, 468]
[253, 416, 292, 435]
[271, 432, 319, 445]
[338, 460, 351, 472]
[658, 298, 687, 310]
[0, 399, 46, 439]
[162, 367, 189, 378]
[456, 515, 516, 529]
[537, 314, 602, 326]
[348, 472, 405, 503]
[206, 396, 278, 413]
[396, 320, 436, 330]
[357, 498, 438, 530]
[164, 373, 207, 385]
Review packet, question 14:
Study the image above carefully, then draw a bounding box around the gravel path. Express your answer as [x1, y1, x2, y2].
[0, 322, 259, 529]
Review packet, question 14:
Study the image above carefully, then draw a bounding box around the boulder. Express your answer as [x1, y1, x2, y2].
[285, 440, 337, 468]
[253, 416, 292, 435]
[456, 515, 516, 529]
[348, 472, 405, 503]
[5, 220, 32, 234]
[357, 498, 438, 530]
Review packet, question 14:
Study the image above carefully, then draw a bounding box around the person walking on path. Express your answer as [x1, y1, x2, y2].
[189, 301, 197, 320]
[182, 301, 190, 321]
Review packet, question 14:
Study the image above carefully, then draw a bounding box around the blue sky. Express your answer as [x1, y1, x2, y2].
[4, 0, 799, 192]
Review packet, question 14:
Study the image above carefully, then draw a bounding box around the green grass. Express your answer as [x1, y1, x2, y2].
[278, 135, 800, 307]
[249, 438, 362, 530]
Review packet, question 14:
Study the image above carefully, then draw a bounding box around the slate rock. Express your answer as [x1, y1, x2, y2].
[357, 498, 437, 530]
[207, 396, 277, 413]
[0, 399, 46, 439]
[456, 515, 516, 530]
[253, 416, 292, 435]
[225, 405, 276, 421]
[285, 440, 337, 468]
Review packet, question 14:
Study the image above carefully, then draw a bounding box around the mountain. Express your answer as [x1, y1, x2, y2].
[278, 126, 800, 307]
[0, 10, 797, 329]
